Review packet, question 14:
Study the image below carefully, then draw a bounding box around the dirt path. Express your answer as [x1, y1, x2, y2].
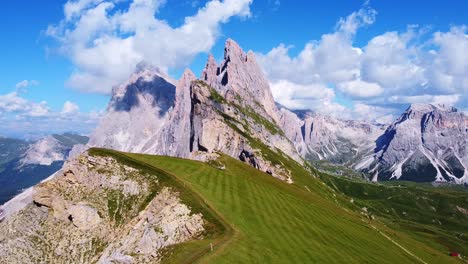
[370, 225, 428, 264]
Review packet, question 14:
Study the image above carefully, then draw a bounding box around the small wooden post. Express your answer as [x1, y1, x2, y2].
[210, 243, 213, 252]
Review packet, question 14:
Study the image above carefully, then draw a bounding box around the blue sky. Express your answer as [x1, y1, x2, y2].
[0, 0, 467, 138]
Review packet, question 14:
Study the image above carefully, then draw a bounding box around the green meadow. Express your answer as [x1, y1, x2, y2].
[91, 148, 465, 263]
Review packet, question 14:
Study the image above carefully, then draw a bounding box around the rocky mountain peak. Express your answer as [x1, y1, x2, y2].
[216, 39, 279, 123]
[176, 69, 196, 102]
[360, 102, 468, 183]
[400, 103, 436, 120]
[109, 67, 176, 115]
[201, 54, 218, 88]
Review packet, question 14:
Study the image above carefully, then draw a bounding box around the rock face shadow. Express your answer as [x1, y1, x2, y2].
[111, 75, 176, 116]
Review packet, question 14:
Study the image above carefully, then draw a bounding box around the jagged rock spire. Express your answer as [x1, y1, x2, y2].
[207, 38, 280, 123]
[175, 69, 196, 110]
[201, 54, 218, 88]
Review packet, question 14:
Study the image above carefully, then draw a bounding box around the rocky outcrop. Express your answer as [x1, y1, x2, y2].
[68, 204, 102, 230]
[187, 80, 296, 181]
[0, 152, 204, 263]
[98, 188, 204, 264]
[141, 69, 196, 156]
[357, 104, 468, 183]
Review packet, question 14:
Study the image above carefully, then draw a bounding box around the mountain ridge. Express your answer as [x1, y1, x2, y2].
[85, 38, 468, 184]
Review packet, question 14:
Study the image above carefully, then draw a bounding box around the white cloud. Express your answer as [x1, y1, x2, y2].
[337, 79, 383, 98]
[352, 103, 395, 124]
[0, 92, 49, 117]
[361, 29, 425, 91]
[28, 101, 50, 117]
[389, 94, 461, 106]
[64, 0, 107, 21]
[48, 0, 253, 94]
[0, 90, 102, 137]
[336, 5, 376, 36]
[15, 80, 39, 89]
[62, 101, 80, 114]
[270, 80, 335, 110]
[429, 26, 468, 94]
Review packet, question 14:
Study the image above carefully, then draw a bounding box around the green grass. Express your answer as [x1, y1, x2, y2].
[111, 149, 462, 264]
[319, 173, 468, 256]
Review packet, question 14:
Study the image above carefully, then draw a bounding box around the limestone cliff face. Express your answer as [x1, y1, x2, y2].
[0, 152, 204, 263]
[358, 104, 468, 183]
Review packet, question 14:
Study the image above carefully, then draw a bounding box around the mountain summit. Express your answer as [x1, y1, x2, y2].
[357, 103, 468, 183]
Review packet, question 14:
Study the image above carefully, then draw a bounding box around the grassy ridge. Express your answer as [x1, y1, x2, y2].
[122, 151, 461, 263]
[88, 149, 231, 263]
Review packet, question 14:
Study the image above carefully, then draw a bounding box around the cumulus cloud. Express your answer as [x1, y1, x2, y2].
[429, 26, 468, 93]
[0, 92, 49, 117]
[337, 79, 383, 98]
[257, 5, 468, 122]
[48, 0, 253, 94]
[62, 100, 80, 114]
[271, 80, 335, 110]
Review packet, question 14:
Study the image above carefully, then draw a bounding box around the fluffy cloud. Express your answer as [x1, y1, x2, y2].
[337, 79, 383, 98]
[48, 0, 253, 94]
[429, 26, 468, 93]
[388, 94, 461, 105]
[257, 5, 468, 122]
[0, 92, 49, 117]
[271, 80, 335, 110]
[361, 29, 425, 91]
[62, 101, 80, 114]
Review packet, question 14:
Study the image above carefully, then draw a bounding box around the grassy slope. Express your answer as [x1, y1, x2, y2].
[320, 174, 468, 257]
[117, 150, 462, 264]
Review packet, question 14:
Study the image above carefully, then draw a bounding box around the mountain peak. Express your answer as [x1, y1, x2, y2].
[407, 103, 457, 113]
[407, 103, 436, 112]
[181, 68, 196, 80]
[201, 54, 218, 87]
[224, 38, 243, 59]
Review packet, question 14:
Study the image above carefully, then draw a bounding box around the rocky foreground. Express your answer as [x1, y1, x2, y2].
[0, 152, 204, 263]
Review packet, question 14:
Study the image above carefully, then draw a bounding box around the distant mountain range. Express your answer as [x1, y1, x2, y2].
[83, 39, 467, 184]
[282, 104, 468, 184]
[0, 133, 88, 204]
